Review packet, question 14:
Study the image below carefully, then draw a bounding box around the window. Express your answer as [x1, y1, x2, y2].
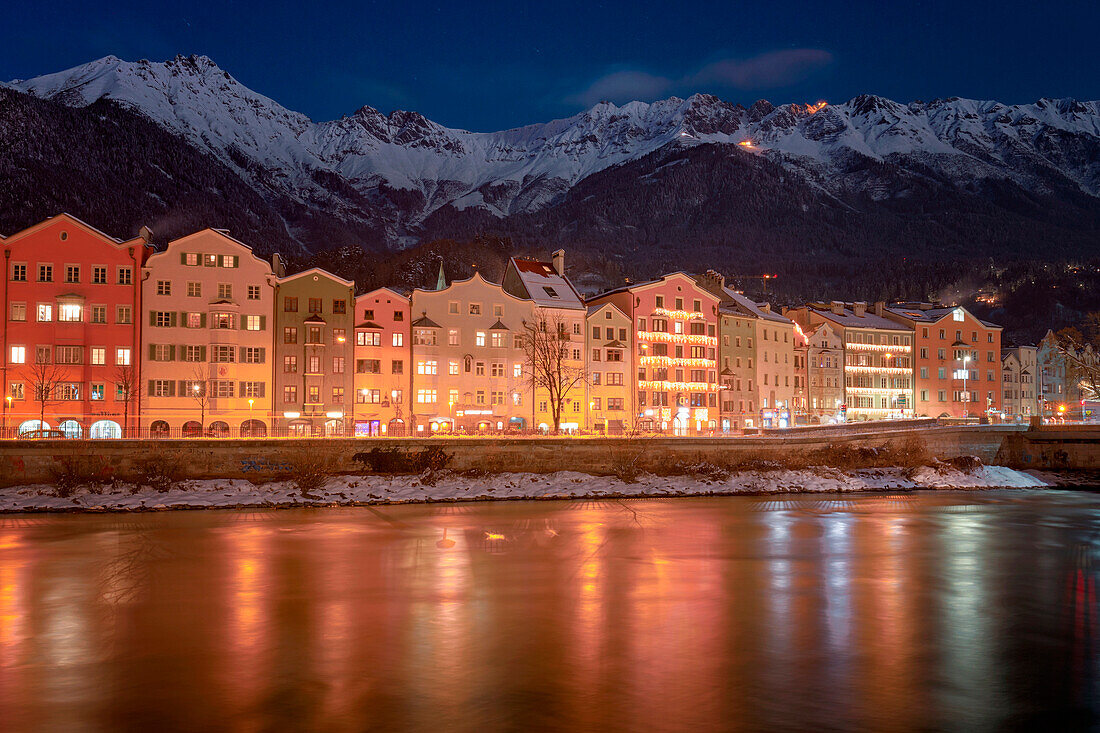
[117, 267, 132, 285]
[152, 344, 173, 362]
[608, 372, 624, 386]
[332, 386, 345, 403]
[284, 385, 298, 403]
[476, 332, 486, 347]
[89, 383, 105, 401]
[414, 329, 437, 346]
[116, 306, 132, 324]
[417, 389, 437, 404]
[655, 295, 664, 308]
[217, 255, 234, 268]
[9, 346, 25, 364]
[333, 329, 345, 344]
[186, 281, 201, 297]
[491, 332, 505, 348]
[38, 264, 53, 282]
[284, 356, 298, 373]
[357, 331, 381, 346]
[332, 357, 345, 373]
[449, 361, 459, 375]
[116, 348, 131, 366]
[469, 303, 481, 315]
[211, 381, 235, 398]
[89, 305, 106, 324]
[393, 311, 403, 321]
[151, 380, 172, 398]
[212, 312, 234, 329]
[448, 302, 459, 314]
[186, 312, 203, 329]
[247, 285, 260, 300]
[448, 329, 460, 346]
[245, 315, 262, 331]
[953, 308, 965, 321]
[358, 389, 381, 404]
[185, 253, 200, 266]
[60, 264, 79, 283]
[308, 298, 322, 314]
[308, 356, 321, 374]
[333, 300, 346, 314]
[212, 345, 235, 363]
[242, 382, 265, 398]
[513, 363, 522, 378]
[392, 360, 403, 374]
[606, 350, 623, 362]
[392, 333, 403, 347]
[608, 398, 624, 410]
[153, 311, 173, 328]
[204, 254, 218, 267]
[417, 360, 438, 375]
[156, 280, 171, 296]
[55, 346, 82, 364]
[37, 304, 52, 322]
[490, 363, 504, 377]
[284, 297, 298, 312]
[58, 383, 80, 401]
[284, 327, 298, 344]
[182, 380, 205, 397]
[543, 286, 559, 298]
[10, 303, 25, 322]
[216, 283, 232, 300]
[58, 303, 82, 322]
[306, 326, 322, 344]
[91, 347, 106, 365]
[475, 362, 485, 376]
[242, 347, 265, 364]
[514, 335, 524, 349]
[11, 263, 27, 282]
[184, 346, 204, 362]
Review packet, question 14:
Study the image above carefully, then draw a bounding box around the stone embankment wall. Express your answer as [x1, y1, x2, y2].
[998, 426, 1100, 471]
[0, 425, 1035, 487]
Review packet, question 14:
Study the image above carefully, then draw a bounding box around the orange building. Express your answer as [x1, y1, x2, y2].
[352, 287, 411, 436]
[588, 272, 720, 434]
[883, 303, 1002, 419]
[2, 214, 153, 437]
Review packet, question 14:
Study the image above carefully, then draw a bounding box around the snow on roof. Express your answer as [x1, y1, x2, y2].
[508, 257, 585, 310]
[806, 304, 911, 330]
[720, 287, 792, 324]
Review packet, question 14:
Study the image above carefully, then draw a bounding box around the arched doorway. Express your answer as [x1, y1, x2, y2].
[476, 420, 492, 432]
[387, 418, 405, 436]
[182, 421, 203, 438]
[89, 420, 121, 439]
[150, 420, 171, 438]
[208, 421, 230, 438]
[240, 419, 266, 438]
[287, 419, 311, 437]
[18, 419, 49, 436]
[508, 417, 526, 432]
[58, 420, 83, 439]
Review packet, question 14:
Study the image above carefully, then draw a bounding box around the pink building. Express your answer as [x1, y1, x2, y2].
[353, 287, 411, 435]
[587, 272, 720, 434]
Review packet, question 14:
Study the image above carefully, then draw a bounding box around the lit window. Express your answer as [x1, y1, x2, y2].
[37, 304, 52, 322]
[10, 346, 26, 364]
[91, 348, 106, 365]
[115, 348, 131, 366]
[58, 303, 82, 322]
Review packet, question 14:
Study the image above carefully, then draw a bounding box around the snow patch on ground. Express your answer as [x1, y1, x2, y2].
[0, 465, 1051, 513]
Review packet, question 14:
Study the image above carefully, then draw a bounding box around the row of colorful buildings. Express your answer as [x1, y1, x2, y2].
[0, 214, 1065, 438]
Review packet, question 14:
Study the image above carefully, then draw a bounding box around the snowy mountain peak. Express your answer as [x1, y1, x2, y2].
[7, 54, 1100, 247]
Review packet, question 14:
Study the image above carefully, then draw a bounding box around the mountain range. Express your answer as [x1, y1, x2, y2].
[2, 53, 1099, 292]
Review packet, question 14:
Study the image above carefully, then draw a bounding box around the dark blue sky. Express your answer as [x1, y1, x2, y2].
[2, 0, 1097, 131]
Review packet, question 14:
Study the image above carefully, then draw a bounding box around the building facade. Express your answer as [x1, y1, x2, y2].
[2, 214, 152, 437]
[884, 303, 1002, 419]
[274, 269, 356, 436]
[588, 272, 720, 434]
[585, 303, 632, 434]
[502, 251, 588, 432]
[409, 272, 534, 433]
[141, 229, 279, 437]
[800, 321, 845, 422]
[787, 302, 914, 421]
[1002, 345, 1039, 422]
[352, 287, 411, 436]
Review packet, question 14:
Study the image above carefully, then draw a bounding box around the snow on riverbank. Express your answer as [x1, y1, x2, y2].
[0, 465, 1052, 513]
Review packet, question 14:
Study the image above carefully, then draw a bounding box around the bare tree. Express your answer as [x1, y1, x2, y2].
[520, 313, 587, 434]
[186, 367, 211, 436]
[114, 363, 139, 438]
[28, 350, 66, 432]
[1053, 329, 1100, 401]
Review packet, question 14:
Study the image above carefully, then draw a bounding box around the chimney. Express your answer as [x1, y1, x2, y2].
[137, 225, 154, 243]
[852, 301, 867, 317]
[698, 269, 726, 295]
[874, 301, 885, 317]
[759, 302, 771, 313]
[919, 302, 934, 311]
[271, 253, 285, 278]
[830, 301, 844, 315]
[551, 249, 565, 276]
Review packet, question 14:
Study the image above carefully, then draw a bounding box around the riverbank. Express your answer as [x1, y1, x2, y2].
[0, 464, 1051, 512]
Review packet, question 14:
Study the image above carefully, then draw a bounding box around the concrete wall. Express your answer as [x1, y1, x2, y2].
[0, 424, 1033, 487]
[998, 426, 1100, 470]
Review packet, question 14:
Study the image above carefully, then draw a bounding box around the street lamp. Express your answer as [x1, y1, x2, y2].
[3, 394, 10, 438]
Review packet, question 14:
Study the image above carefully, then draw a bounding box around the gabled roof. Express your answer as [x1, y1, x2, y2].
[356, 320, 384, 330]
[277, 266, 355, 288]
[603, 339, 627, 348]
[411, 314, 441, 328]
[591, 271, 717, 301]
[357, 286, 409, 303]
[489, 319, 509, 330]
[585, 302, 629, 319]
[2, 212, 152, 252]
[505, 257, 585, 310]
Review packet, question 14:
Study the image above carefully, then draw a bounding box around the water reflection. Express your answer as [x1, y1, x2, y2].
[0, 490, 1098, 730]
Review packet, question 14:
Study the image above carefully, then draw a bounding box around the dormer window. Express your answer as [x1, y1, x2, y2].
[543, 286, 559, 298]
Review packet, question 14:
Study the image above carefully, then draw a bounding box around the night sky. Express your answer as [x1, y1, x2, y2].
[2, 0, 1097, 131]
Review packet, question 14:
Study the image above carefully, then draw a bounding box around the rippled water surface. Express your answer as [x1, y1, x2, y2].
[2, 490, 1100, 731]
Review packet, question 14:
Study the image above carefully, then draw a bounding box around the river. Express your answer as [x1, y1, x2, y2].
[1, 490, 1099, 731]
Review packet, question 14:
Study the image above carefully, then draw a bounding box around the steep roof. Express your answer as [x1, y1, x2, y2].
[506, 257, 585, 310]
[719, 287, 792, 324]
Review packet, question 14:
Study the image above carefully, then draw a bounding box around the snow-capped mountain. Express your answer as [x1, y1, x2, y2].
[6, 53, 1100, 255]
